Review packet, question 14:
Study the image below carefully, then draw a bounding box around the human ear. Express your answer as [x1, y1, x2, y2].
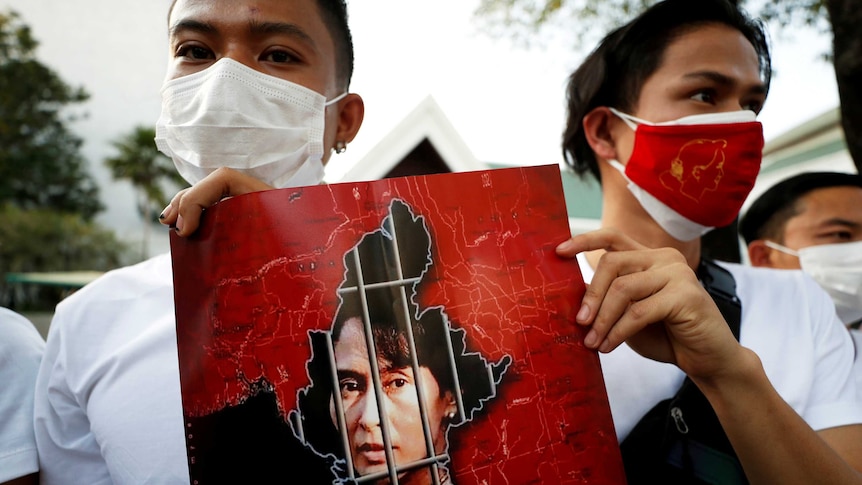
[582, 107, 620, 162]
[747, 240, 774, 267]
[335, 93, 365, 146]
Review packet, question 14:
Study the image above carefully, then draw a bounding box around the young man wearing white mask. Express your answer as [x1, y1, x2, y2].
[163, 0, 862, 483]
[740, 171, 862, 327]
[552, 0, 862, 483]
[32, 1, 363, 483]
[740, 171, 862, 401]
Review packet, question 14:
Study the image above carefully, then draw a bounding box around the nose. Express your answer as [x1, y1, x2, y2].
[356, 391, 381, 431]
[220, 46, 258, 72]
[713, 100, 743, 113]
[717, 98, 755, 114]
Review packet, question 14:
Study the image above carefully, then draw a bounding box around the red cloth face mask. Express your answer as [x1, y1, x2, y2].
[611, 108, 764, 229]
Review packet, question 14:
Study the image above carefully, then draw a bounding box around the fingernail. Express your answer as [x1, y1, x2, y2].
[556, 240, 574, 253]
[577, 303, 590, 323]
[584, 329, 597, 348]
[175, 215, 184, 234]
[159, 204, 171, 220]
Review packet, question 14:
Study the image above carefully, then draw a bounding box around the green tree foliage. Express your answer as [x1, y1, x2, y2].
[0, 204, 130, 310]
[0, 11, 128, 310]
[473, 0, 862, 173]
[105, 125, 187, 217]
[104, 125, 187, 259]
[474, 0, 828, 44]
[0, 10, 102, 219]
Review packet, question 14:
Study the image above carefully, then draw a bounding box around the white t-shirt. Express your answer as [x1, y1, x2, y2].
[577, 254, 862, 441]
[851, 329, 862, 399]
[32, 249, 862, 483]
[33, 253, 190, 484]
[0, 307, 45, 483]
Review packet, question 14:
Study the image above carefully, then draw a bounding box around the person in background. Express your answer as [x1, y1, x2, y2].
[0, 307, 44, 485]
[552, 0, 862, 483]
[32, 1, 364, 483]
[740, 171, 862, 327]
[740, 170, 862, 392]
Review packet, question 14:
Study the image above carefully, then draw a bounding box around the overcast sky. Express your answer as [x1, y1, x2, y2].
[2, 0, 841, 249]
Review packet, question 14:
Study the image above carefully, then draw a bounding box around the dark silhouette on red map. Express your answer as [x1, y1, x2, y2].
[292, 199, 512, 484]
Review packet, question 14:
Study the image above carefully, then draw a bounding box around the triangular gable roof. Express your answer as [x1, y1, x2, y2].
[334, 95, 486, 182]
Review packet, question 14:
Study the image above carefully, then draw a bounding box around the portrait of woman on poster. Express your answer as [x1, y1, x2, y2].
[292, 200, 511, 485]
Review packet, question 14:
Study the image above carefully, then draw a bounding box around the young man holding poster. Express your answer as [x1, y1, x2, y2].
[32, 1, 363, 483]
[553, 0, 862, 483]
[84, 1, 861, 485]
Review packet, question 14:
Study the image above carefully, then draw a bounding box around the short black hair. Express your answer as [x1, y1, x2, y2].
[329, 199, 505, 410]
[168, 0, 355, 89]
[739, 171, 862, 244]
[316, 0, 354, 90]
[561, 0, 772, 182]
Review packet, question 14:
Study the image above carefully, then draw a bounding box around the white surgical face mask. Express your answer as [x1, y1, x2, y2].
[155, 58, 347, 188]
[607, 108, 759, 242]
[610, 108, 757, 130]
[766, 240, 862, 325]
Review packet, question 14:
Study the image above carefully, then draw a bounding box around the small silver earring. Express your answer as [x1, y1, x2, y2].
[335, 141, 347, 154]
[446, 411, 456, 420]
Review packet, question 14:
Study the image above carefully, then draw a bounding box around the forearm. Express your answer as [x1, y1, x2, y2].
[694, 347, 862, 485]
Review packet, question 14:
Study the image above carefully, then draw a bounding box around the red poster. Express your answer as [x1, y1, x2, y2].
[171, 164, 625, 484]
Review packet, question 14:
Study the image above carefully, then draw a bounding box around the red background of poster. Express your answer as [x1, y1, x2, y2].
[171, 165, 625, 484]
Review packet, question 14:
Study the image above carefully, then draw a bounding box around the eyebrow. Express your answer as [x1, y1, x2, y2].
[248, 20, 315, 46]
[169, 19, 217, 39]
[336, 362, 405, 379]
[817, 217, 861, 230]
[169, 19, 316, 49]
[682, 70, 768, 96]
[336, 368, 367, 384]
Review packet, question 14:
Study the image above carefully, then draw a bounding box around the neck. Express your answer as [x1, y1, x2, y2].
[594, 165, 702, 270]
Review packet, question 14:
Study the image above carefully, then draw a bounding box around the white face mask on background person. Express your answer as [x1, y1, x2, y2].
[155, 57, 347, 188]
[765, 240, 862, 325]
[607, 108, 761, 242]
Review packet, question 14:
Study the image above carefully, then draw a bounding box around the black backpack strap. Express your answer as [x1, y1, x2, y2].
[619, 258, 748, 485]
[698, 259, 741, 340]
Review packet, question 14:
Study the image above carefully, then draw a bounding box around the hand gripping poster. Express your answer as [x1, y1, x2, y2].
[170, 164, 625, 485]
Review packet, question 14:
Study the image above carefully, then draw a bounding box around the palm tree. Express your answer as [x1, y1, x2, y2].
[104, 126, 187, 259]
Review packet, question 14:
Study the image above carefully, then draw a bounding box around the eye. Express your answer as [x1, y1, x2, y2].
[339, 378, 362, 398]
[176, 44, 214, 61]
[690, 89, 717, 105]
[262, 48, 299, 64]
[741, 98, 763, 114]
[382, 373, 411, 394]
[826, 230, 854, 242]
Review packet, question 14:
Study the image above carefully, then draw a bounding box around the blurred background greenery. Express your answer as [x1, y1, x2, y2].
[0, 10, 183, 313]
